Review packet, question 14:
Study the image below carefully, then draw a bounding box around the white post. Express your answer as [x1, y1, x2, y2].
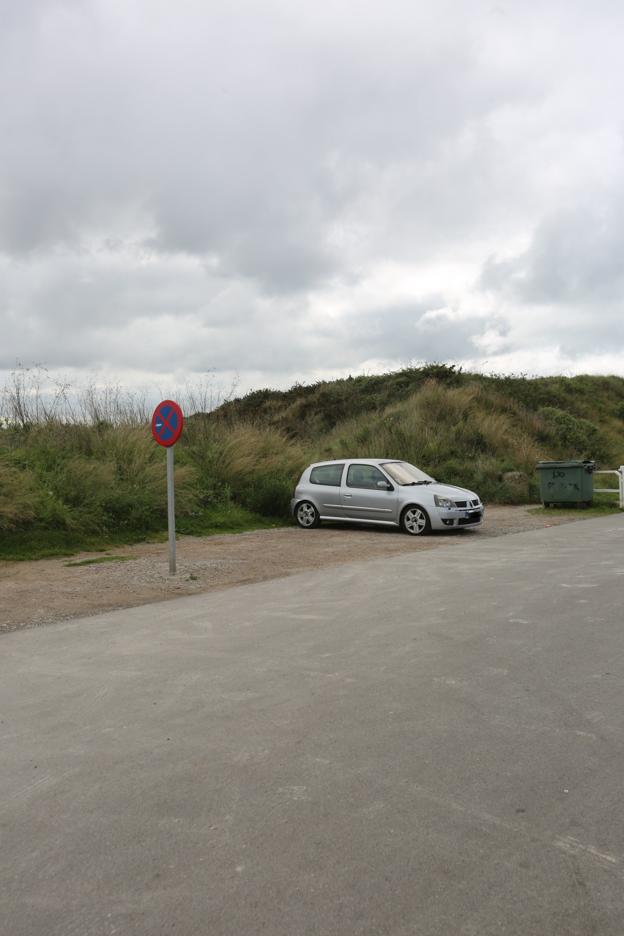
[619, 466, 624, 510]
[167, 445, 176, 575]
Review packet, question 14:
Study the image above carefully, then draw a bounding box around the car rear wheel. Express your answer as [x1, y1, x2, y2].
[401, 505, 430, 536]
[295, 501, 320, 529]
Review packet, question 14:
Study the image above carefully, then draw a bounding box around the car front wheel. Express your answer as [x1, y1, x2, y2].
[401, 505, 430, 536]
[295, 501, 320, 529]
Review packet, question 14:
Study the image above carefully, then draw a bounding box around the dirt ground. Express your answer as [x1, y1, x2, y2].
[0, 506, 589, 634]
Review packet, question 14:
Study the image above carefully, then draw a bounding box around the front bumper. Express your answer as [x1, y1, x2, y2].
[435, 506, 484, 528]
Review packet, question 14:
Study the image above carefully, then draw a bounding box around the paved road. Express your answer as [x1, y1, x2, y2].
[2, 516, 624, 935]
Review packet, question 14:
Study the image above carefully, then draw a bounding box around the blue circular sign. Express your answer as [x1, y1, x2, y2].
[151, 400, 184, 447]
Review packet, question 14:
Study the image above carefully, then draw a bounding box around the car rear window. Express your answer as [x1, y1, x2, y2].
[310, 464, 344, 486]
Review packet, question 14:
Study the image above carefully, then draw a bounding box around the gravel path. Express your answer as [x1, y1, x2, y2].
[0, 506, 584, 633]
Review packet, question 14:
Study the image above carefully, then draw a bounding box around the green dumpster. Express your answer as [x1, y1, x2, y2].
[535, 460, 595, 507]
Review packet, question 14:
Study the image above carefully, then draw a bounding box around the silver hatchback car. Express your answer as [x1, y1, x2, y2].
[291, 459, 484, 535]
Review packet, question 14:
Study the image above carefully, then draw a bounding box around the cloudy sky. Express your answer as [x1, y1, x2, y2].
[2, 0, 624, 400]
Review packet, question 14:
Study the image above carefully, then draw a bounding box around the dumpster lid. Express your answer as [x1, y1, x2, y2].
[535, 459, 595, 469]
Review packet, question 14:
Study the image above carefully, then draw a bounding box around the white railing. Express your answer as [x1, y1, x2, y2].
[593, 466, 624, 508]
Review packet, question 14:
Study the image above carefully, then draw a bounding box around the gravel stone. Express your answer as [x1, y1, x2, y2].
[0, 506, 583, 634]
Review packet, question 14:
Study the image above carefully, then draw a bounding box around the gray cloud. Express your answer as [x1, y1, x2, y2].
[2, 0, 624, 390]
[0, 2, 546, 267]
[331, 301, 507, 363]
[479, 183, 624, 356]
[482, 191, 624, 306]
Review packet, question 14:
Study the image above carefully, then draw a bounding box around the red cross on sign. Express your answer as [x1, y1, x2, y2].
[151, 400, 184, 447]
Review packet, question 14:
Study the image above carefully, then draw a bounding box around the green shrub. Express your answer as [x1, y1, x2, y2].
[0, 463, 39, 530]
[537, 407, 605, 459]
[242, 474, 293, 518]
[3, 367, 624, 551]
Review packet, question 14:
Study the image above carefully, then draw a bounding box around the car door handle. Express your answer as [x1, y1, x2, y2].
[343, 493, 352, 498]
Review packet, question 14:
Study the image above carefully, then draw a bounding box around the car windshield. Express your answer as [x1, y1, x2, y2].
[381, 461, 436, 485]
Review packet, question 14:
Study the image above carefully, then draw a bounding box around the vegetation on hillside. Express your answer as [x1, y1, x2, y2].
[208, 364, 624, 502]
[1, 364, 623, 558]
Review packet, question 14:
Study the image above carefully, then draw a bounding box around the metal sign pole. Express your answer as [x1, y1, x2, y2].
[151, 399, 183, 576]
[167, 445, 176, 575]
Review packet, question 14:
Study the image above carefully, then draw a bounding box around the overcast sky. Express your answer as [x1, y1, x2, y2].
[2, 0, 624, 400]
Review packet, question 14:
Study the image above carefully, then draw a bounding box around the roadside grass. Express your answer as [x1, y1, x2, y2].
[0, 528, 158, 562]
[176, 502, 290, 536]
[528, 499, 622, 519]
[3, 365, 624, 560]
[64, 555, 133, 567]
[0, 503, 290, 562]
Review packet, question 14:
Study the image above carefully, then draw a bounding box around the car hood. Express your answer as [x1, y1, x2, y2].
[426, 482, 480, 502]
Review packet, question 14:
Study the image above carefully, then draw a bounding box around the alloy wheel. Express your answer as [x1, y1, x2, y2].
[403, 507, 428, 535]
[296, 502, 318, 528]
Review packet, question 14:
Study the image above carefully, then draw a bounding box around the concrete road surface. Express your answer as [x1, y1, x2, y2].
[2, 516, 624, 936]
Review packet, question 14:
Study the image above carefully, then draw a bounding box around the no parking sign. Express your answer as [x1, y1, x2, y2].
[151, 400, 184, 447]
[152, 399, 184, 574]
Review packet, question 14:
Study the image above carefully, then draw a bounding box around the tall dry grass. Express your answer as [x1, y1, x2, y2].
[316, 377, 620, 502]
[0, 365, 232, 428]
[2, 366, 624, 541]
[0, 421, 200, 534]
[206, 423, 308, 516]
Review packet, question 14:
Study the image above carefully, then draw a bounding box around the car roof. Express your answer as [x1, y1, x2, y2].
[308, 458, 399, 469]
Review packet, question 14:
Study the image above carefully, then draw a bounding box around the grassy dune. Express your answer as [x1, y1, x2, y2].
[1, 365, 623, 559]
[212, 365, 624, 502]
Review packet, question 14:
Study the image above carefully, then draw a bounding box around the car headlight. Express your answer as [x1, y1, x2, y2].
[434, 495, 454, 509]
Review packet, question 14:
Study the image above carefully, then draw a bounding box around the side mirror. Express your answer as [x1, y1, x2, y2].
[377, 480, 393, 490]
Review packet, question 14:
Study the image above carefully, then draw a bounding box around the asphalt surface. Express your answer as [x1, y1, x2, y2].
[2, 516, 624, 935]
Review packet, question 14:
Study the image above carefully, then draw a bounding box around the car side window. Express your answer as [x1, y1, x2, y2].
[346, 464, 390, 490]
[310, 464, 344, 486]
